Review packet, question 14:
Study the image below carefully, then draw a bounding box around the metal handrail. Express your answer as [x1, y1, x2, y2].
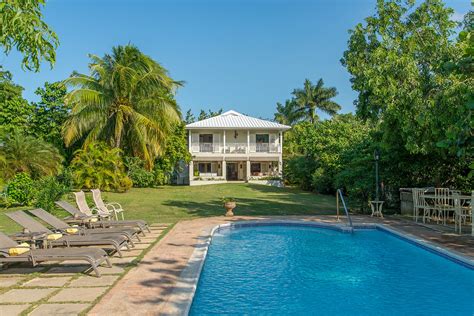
[336, 189, 353, 230]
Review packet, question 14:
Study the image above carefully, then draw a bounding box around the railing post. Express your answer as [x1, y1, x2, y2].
[336, 190, 339, 221]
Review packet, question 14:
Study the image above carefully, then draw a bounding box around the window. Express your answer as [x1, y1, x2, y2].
[256, 134, 269, 143]
[198, 163, 212, 173]
[251, 163, 261, 173]
[199, 134, 213, 143]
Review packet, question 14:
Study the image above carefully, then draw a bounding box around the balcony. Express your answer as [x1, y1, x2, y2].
[225, 143, 247, 154]
[190, 143, 280, 154]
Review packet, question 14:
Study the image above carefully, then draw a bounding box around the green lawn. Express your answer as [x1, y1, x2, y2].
[0, 183, 337, 233]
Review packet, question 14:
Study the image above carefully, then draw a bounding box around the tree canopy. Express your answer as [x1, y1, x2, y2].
[0, 0, 59, 71]
[341, 0, 469, 156]
[62, 44, 182, 169]
[274, 78, 341, 125]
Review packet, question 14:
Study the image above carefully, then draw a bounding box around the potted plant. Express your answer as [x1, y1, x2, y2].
[222, 197, 236, 217]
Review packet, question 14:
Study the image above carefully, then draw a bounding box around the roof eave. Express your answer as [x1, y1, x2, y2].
[185, 126, 291, 130]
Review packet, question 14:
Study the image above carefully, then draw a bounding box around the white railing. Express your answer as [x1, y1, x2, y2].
[250, 143, 279, 153]
[191, 143, 221, 153]
[191, 142, 280, 153]
[225, 143, 247, 154]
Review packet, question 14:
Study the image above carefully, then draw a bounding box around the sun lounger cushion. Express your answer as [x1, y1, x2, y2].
[66, 228, 79, 234]
[8, 243, 30, 256]
[47, 233, 63, 240]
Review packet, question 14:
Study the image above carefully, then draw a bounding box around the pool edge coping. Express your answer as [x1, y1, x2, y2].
[172, 219, 474, 316]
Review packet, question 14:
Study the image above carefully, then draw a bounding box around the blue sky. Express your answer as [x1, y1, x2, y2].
[2, 0, 470, 119]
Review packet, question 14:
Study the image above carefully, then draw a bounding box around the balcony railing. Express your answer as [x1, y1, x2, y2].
[225, 143, 247, 154]
[250, 143, 279, 153]
[192, 143, 220, 153]
[191, 143, 280, 153]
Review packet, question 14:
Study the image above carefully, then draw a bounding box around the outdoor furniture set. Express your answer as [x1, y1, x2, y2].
[412, 188, 473, 235]
[0, 190, 149, 277]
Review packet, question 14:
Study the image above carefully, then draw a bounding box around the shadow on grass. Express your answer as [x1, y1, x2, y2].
[162, 188, 337, 218]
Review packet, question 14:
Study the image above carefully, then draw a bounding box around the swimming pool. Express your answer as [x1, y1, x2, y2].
[190, 224, 474, 315]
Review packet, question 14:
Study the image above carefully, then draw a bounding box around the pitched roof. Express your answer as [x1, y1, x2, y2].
[185, 110, 291, 130]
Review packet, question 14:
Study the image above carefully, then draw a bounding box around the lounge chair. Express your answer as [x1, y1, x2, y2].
[6, 211, 130, 257]
[29, 208, 140, 245]
[56, 200, 150, 234]
[72, 192, 150, 233]
[91, 189, 125, 220]
[0, 232, 111, 277]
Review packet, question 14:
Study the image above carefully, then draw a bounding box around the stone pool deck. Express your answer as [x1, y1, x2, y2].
[0, 224, 169, 316]
[88, 215, 474, 316]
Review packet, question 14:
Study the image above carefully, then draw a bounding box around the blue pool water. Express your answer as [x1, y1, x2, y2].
[190, 225, 474, 315]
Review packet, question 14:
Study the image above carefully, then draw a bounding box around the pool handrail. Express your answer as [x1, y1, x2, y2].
[336, 189, 353, 231]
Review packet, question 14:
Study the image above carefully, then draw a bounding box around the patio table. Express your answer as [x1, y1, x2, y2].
[10, 232, 48, 249]
[421, 194, 472, 235]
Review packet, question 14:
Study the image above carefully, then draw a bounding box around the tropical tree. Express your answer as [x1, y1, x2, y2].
[0, 69, 32, 134]
[0, 0, 59, 71]
[30, 82, 69, 151]
[274, 100, 303, 125]
[62, 44, 182, 169]
[197, 108, 223, 121]
[292, 79, 341, 123]
[69, 142, 132, 192]
[184, 109, 196, 124]
[0, 130, 63, 179]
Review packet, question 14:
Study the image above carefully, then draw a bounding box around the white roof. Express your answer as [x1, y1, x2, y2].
[185, 110, 291, 130]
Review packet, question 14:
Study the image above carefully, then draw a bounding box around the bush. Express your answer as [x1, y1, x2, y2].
[124, 157, 155, 188]
[5, 172, 35, 205]
[34, 175, 71, 211]
[70, 142, 132, 192]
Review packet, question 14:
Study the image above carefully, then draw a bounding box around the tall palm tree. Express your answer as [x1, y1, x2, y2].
[292, 78, 341, 123]
[0, 130, 63, 179]
[274, 99, 303, 125]
[62, 44, 182, 169]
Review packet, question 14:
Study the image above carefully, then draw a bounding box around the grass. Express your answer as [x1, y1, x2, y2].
[0, 183, 338, 233]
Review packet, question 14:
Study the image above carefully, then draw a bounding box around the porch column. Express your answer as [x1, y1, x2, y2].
[278, 156, 283, 177]
[247, 130, 250, 154]
[188, 131, 192, 151]
[189, 161, 194, 183]
[246, 159, 250, 181]
[279, 131, 283, 153]
[223, 130, 226, 154]
[222, 159, 226, 180]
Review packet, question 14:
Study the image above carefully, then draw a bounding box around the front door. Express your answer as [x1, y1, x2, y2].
[226, 163, 238, 181]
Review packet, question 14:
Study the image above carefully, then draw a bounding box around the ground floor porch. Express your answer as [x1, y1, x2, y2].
[189, 157, 282, 184]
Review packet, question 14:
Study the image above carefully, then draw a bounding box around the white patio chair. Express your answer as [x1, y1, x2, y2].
[412, 188, 432, 223]
[435, 188, 450, 224]
[91, 189, 125, 221]
[453, 193, 468, 234]
[73, 191, 110, 219]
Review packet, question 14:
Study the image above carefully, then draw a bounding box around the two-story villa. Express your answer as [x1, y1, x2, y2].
[185, 110, 290, 186]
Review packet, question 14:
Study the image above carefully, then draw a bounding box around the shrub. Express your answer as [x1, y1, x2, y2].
[0, 130, 63, 179]
[5, 172, 35, 205]
[124, 157, 155, 188]
[34, 175, 71, 211]
[70, 142, 132, 192]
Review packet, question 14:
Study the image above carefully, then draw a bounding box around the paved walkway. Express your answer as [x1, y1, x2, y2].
[0, 224, 169, 316]
[88, 215, 474, 316]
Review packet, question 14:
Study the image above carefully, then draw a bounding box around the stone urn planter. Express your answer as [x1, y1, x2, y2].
[223, 198, 236, 217]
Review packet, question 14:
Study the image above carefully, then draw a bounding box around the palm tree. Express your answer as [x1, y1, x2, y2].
[0, 130, 63, 179]
[274, 99, 304, 125]
[62, 44, 182, 169]
[292, 78, 341, 123]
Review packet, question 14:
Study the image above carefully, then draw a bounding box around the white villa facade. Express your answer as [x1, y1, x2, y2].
[185, 110, 290, 186]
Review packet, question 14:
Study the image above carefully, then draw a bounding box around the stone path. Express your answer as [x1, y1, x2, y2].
[0, 224, 169, 316]
[88, 215, 474, 316]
